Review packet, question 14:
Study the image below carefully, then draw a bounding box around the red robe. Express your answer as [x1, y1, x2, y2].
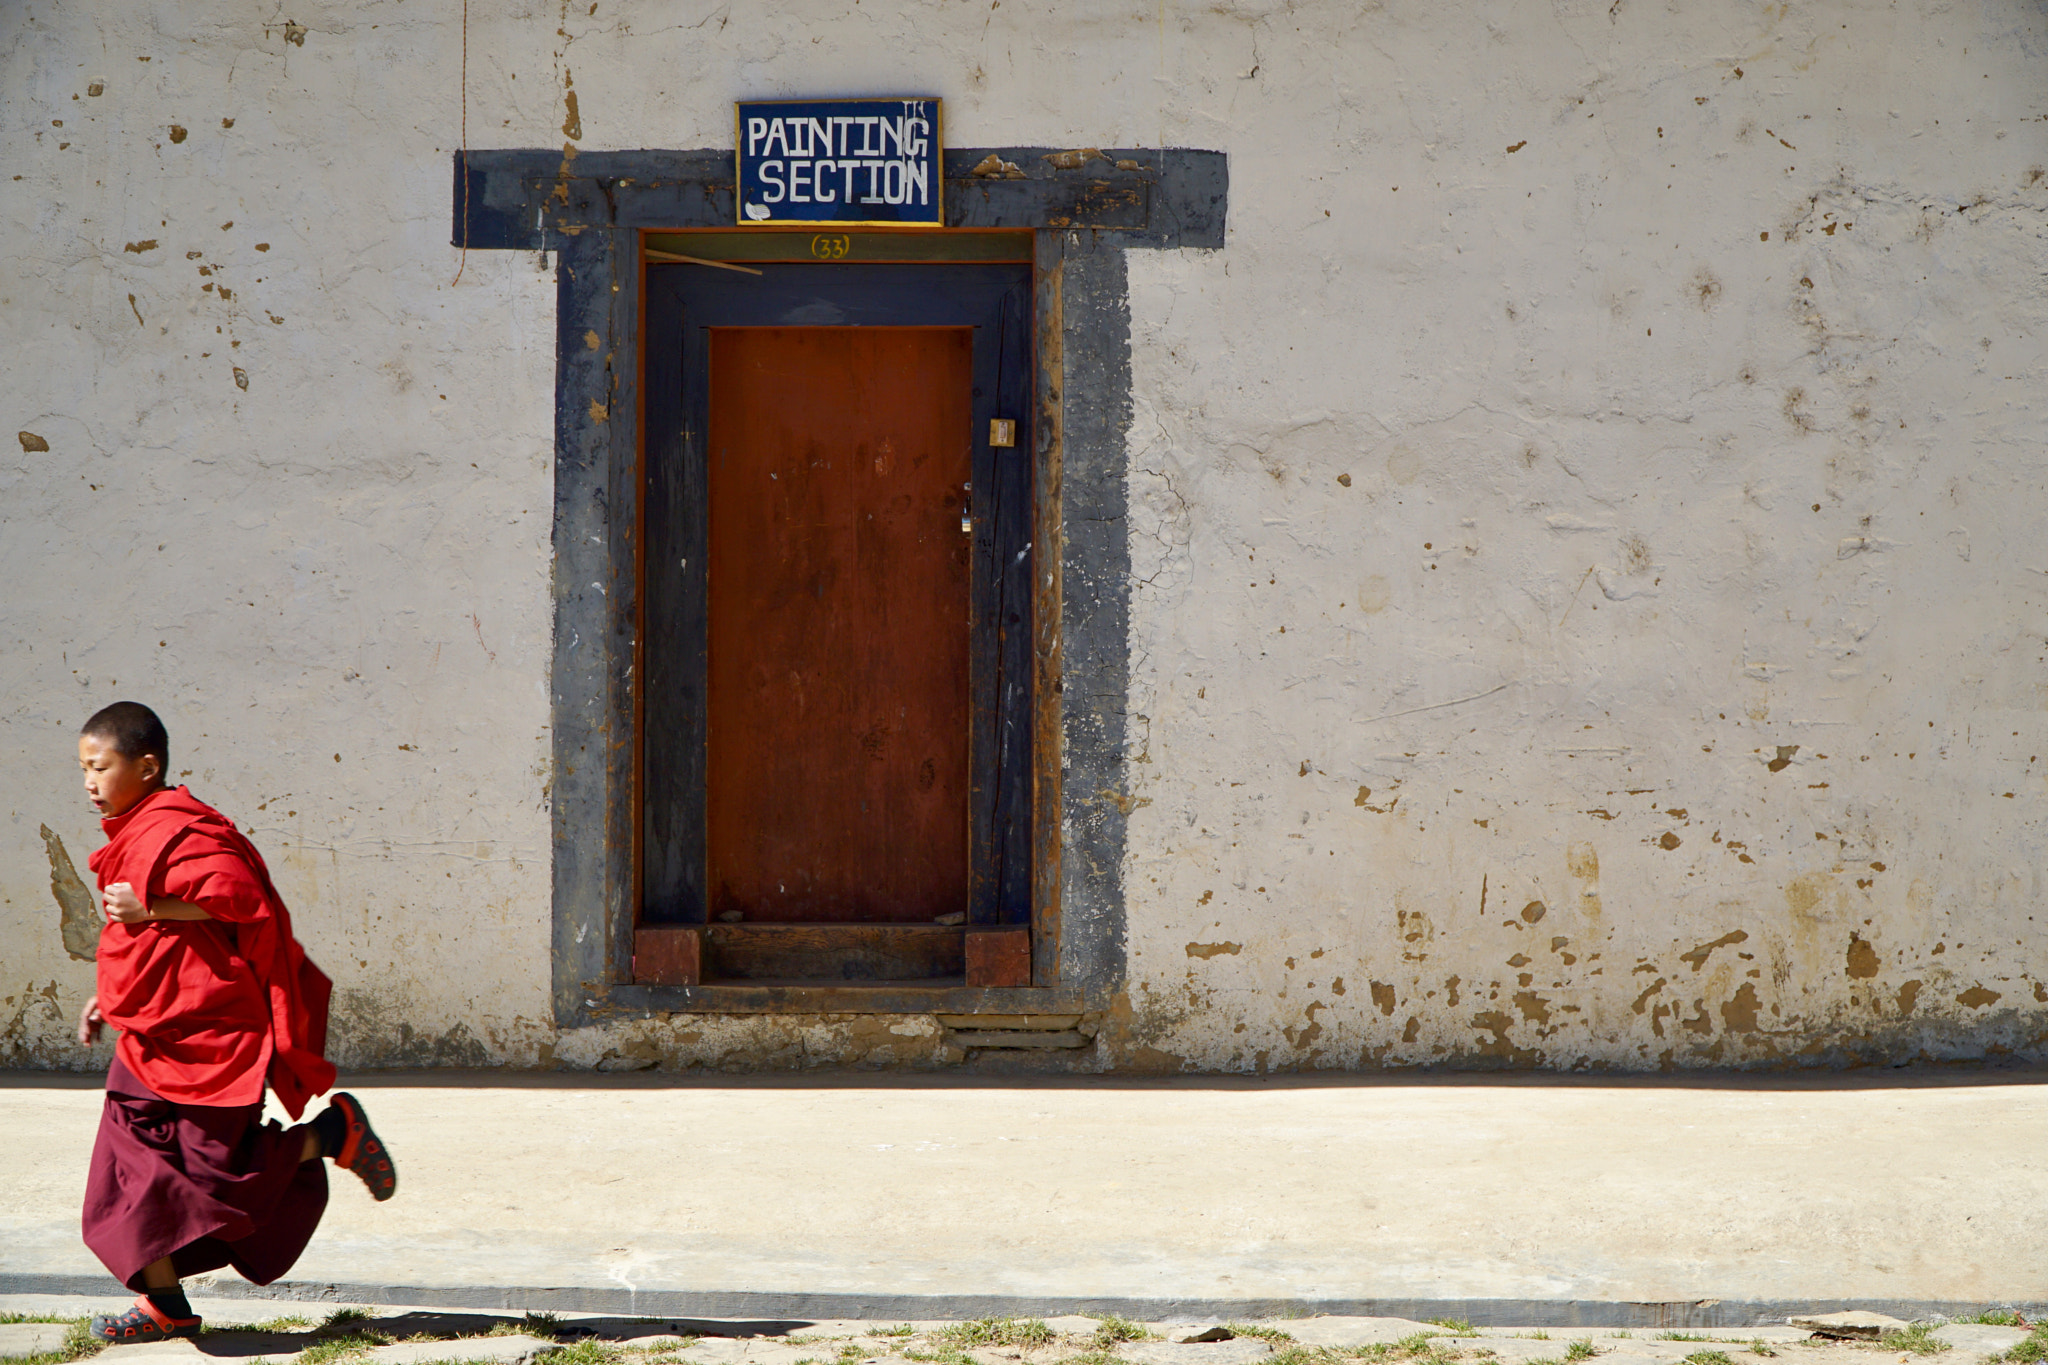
[89, 786, 335, 1118]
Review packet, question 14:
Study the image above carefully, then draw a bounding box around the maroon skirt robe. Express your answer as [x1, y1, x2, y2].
[81, 1057, 328, 1291]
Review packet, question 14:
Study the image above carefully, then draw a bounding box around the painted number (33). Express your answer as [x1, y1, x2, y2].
[810, 234, 851, 260]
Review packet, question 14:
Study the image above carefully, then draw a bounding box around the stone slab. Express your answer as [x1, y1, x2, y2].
[0, 1297, 354, 1328]
[1448, 1340, 1592, 1365]
[182, 1331, 319, 1362]
[1119, 1341, 1274, 1365]
[784, 1322, 902, 1341]
[93, 1345, 211, 1365]
[679, 1343, 826, 1365]
[361, 1335, 561, 1365]
[348, 1313, 520, 1340]
[1574, 1339, 1783, 1357]
[1790, 1313, 1911, 1340]
[1278, 1319, 1439, 1348]
[0, 1324, 70, 1360]
[1933, 1326, 2032, 1358]
[1043, 1318, 1110, 1337]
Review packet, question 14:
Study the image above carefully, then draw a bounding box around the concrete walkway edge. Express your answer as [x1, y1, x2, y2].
[3, 1274, 2042, 1329]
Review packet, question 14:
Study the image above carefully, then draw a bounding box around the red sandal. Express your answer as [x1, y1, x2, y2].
[330, 1091, 398, 1201]
[89, 1296, 201, 1342]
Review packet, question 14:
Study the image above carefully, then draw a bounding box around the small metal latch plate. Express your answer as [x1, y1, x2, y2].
[989, 418, 1017, 448]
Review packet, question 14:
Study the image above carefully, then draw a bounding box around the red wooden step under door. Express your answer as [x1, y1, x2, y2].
[705, 326, 973, 924]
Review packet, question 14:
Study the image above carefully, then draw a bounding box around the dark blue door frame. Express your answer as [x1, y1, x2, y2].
[450, 148, 1226, 1025]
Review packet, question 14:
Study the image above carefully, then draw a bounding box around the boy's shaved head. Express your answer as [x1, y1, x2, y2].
[81, 701, 169, 770]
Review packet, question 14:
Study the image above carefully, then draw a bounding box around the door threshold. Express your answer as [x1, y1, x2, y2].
[635, 922, 1031, 987]
[709, 921, 967, 982]
[604, 980, 1085, 1016]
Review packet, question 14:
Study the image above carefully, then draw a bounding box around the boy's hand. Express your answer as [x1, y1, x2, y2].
[78, 995, 103, 1047]
[103, 883, 149, 923]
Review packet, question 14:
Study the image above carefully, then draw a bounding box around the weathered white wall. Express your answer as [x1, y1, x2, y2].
[5, 0, 2045, 1073]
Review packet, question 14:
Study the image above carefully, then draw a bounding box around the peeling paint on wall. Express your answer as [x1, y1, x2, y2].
[39, 826, 97, 962]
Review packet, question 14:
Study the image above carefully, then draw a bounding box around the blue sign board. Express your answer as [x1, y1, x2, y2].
[735, 98, 943, 227]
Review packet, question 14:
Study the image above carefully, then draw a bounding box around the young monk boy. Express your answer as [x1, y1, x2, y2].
[75, 701, 396, 1342]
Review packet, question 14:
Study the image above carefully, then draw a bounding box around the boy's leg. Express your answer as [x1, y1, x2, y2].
[315, 1093, 397, 1201]
[89, 1260, 199, 1342]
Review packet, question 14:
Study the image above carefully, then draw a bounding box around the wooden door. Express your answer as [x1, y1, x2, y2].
[705, 327, 973, 923]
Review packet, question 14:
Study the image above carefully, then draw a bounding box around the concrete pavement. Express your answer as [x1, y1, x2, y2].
[0, 1307, 2030, 1365]
[4, 1069, 2046, 1325]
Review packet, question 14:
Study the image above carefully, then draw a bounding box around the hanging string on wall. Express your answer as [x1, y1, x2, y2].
[451, 0, 470, 286]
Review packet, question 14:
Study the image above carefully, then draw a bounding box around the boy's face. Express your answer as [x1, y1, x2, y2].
[78, 734, 163, 818]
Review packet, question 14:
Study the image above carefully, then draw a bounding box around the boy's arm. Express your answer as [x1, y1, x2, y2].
[159, 838, 269, 923]
[103, 883, 212, 922]
[147, 898, 213, 921]
[77, 995, 103, 1046]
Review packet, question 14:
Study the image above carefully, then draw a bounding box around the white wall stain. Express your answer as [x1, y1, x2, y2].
[4, 0, 2047, 1072]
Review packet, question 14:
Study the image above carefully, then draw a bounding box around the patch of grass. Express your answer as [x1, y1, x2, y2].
[319, 1309, 375, 1334]
[1054, 1353, 1123, 1365]
[1566, 1340, 1599, 1360]
[1682, 1352, 1735, 1365]
[0, 1318, 103, 1365]
[1395, 1334, 1445, 1354]
[542, 1340, 626, 1365]
[298, 1333, 391, 1365]
[1352, 1341, 1463, 1365]
[1877, 1327, 1950, 1358]
[1658, 1334, 1717, 1343]
[1748, 1341, 1778, 1357]
[871, 1326, 918, 1339]
[241, 1316, 315, 1333]
[907, 1347, 980, 1365]
[1428, 1324, 1478, 1338]
[1229, 1326, 1297, 1344]
[1265, 1348, 1348, 1365]
[1992, 1327, 2048, 1365]
[1608, 1333, 1633, 1341]
[1963, 1315, 2027, 1329]
[521, 1313, 565, 1340]
[1523, 1334, 1552, 1343]
[1086, 1317, 1158, 1350]
[0, 1315, 79, 1326]
[936, 1319, 1056, 1351]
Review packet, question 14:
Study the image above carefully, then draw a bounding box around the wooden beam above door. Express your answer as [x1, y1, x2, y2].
[645, 229, 1033, 264]
[451, 147, 1226, 250]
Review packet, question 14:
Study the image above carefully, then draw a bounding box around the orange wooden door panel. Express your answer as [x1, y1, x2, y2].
[705, 327, 973, 923]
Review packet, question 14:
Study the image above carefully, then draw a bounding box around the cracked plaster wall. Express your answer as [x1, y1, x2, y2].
[4, 0, 2046, 1073]
[1116, 1, 2048, 1070]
